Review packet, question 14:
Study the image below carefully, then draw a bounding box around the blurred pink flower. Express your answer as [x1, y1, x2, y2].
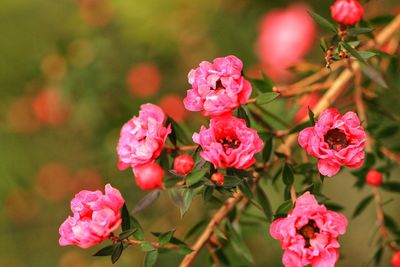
[298, 108, 366, 177]
[392, 251, 400, 267]
[330, 0, 364, 26]
[32, 89, 70, 126]
[59, 184, 124, 248]
[183, 55, 252, 116]
[270, 192, 348, 267]
[117, 103, 171, 170]
[257, 5, 316, 81]
[126, 63, 162, 98]
[293, 92, 320, 124]
[193, 114, 263, 169]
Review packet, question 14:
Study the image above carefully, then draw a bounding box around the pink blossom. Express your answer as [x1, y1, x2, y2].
[193, 114, 263, 169]
[117, 103, 171, 170]
[59, 184, 124, 248]
[298, 108, 366, 177]
[331, 0, 364, 26]
[183, 55, 252, 116]
[270, 192, 348, 267]
[257, 5, 316, 79]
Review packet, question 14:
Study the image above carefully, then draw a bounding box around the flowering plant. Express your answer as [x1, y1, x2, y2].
[57, 2, 400, 267]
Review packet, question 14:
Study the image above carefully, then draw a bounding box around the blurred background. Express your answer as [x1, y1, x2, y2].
[1, 0, 399, 266]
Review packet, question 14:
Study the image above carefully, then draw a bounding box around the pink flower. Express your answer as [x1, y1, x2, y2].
[330, 0, 364, 26]
[270, 192, 348, 267]
[193, 114, 263, 169]
[117, 103, 171, 170]
[257, 5, 316, 76]
[59, 184, 124, 248]
[133, 162, 165, 190]
[298, 108, 366, 177]
[183, 55, 252, 116]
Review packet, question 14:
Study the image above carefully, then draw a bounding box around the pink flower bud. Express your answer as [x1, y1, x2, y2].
[173, 154, 195, 175]
[211, 173, 224, 187]
[133, 162, 164, 190]
[330, 0, 364, 26]
[366, 170, 383, 187]
[392, 252, 400, 267]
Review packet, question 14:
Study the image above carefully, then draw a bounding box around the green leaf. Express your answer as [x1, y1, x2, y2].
[236, 106, 251, 127]
[226, 222, 254, 264]
[239, 179, 253, 199]
[93, 245, 117, 256]
[282, 163, 294, 185]
[358, 51, 377, 59]
[360, 63, 388, 88]
[164, 176, 183, 188]
[256, 185, 273, 222]
[111, 242, 124, 264]
[325, 202, 344, 212]
[274, 200, 294, 219]
[203, 186, 214, 202]
[308, 10, 338, 33]
[171, 188, 195, 217]
[288, 121, 312, 134]
[308, 106, 315, 126]
[250, 74, 274, 93]
[119, 229, 137, 240]
[320, 37, 328, 52]
[143, 249, 158, 267]
[121, 203, 131, 231]
[132, 190, 160, 214]
[158, 230, 175, 246]
[262, 134, 273, 162]
[352, 195, 374, 218]
[177, 246, 193, 255]
[223, 176, 242, 188]
[256, 92, 280, 105]
[348, 27, 375, 36]
[141, 241, 155, 252]
[166, 117, 191, 145]
[341, 42, 365, 62]
[184, 220, 207, 240]
[186, 169, 208, 186]
[130, 216, 145, 240]
[375, 125, 399, 139]
[381, 182, 400, 192]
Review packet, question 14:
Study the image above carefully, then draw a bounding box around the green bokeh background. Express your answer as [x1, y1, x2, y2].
[1, 0, 399, 266]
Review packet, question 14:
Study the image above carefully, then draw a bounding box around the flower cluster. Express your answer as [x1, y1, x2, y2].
[59, 184, 124, 248]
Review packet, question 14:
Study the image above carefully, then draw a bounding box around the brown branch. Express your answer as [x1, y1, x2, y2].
[123, 238, 181, 250]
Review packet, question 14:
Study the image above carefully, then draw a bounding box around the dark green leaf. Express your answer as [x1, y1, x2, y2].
[348, 27, 375, 36]
[177, 246, 193, 255]
[288, 121, 312, 134]
[164, 176, 183, 188]
[130, 216, 144, 240]
[132, 190, 160, 214]
[325, 202, 344, 212]
[360, 63, 388, 88]
[274, 200, 294, 218]
[236, 106, 251, 127]
[111, 242, 124, 264]
[180, 188, 195, 217]
[119, 229, 137, 240]
[256, 185, 273, 222]
[352, 195, 374, 218]
[282, 163, 294, 185]
[381, 182, 400, 192]
[143, 249, 158, 267]
[308, 106, 315, 126]
[158, 230, 175, 246]
[358, 51, 377, 59]
[341, 42, 365, 62]
[239, 179, 253, 199]
[275, 151, 287, 159]
[308, 10, 338, 33]
[375, 125, 399, 139]
[121, 203, 131, 231]
[223, 176, 242, 188]
[262, 134, 273, 162]
[384, 213, 398, 233]
[166, 117, 191, 145]
[186, 169, 208, 186]
[93, 245, 117, 256]
[141, 241, 155, 252]
[203, 186, 214, 202]
[226, 222, 254, 264]
[184, 220, 207, 240]
[256, 92, 280, 105]
[320, 37, 328, 52]
[250, 76, 274, 93]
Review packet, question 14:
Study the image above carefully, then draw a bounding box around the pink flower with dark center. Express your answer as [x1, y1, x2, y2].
[270, 192, 348, 267]
[193, 114, 263, 169]
[330, 0, 364, 26]
[183, 55, 252, 116]
[298, 108, 366, 177]
[117, 103, 171, 170]
[59, 184, 124, 248]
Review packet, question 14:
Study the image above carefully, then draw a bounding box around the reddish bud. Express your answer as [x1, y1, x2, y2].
[133, 162, 164, 190]
[330, 0, 364, 26]
[173, 154, 194, 175]
[392, 252, 400, 267]
[366, 170, 383, 187]
[211, 173, 224, 187]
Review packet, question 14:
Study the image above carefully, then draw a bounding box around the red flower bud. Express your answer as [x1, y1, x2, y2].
[330, 0, 364, 26]
[366, 170, 383, 187]
[133, 162, 164, 190]
[173, 154, 195, 175]
[392, 252, 400, 267]
[211, 173, 224, 187]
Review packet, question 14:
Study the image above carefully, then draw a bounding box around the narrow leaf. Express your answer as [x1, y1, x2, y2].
[143, 250, 158, 267]
[119, 229, 137, 240]
[352, 195, 374, 218]
[274, 200, 294, 219]
[256, 92, 280, 105]
[121, 203, 131, 231]
[348, 27, 375, 36]
[223, 176, 243, 188]
[93, 245, 117, 256]
[111, 242, 124, 264]
[256, 185, 273, 222]
[186, 169, 208, 186]
[360, 63, 388, 88]
[308, 10, 338, 33]
[237, 106, 251, 126]
[381, 182, 400, 192]
[184, 220, 207, 240]
[282, 163, 294, 185]
[226, 222, 254, 264]
[308, 106, 315, 126]
[131, 216, 144, 240]
[341, 42, 365, 62]
[132, 190, 160, 214]
[158, 230, 175, 246]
